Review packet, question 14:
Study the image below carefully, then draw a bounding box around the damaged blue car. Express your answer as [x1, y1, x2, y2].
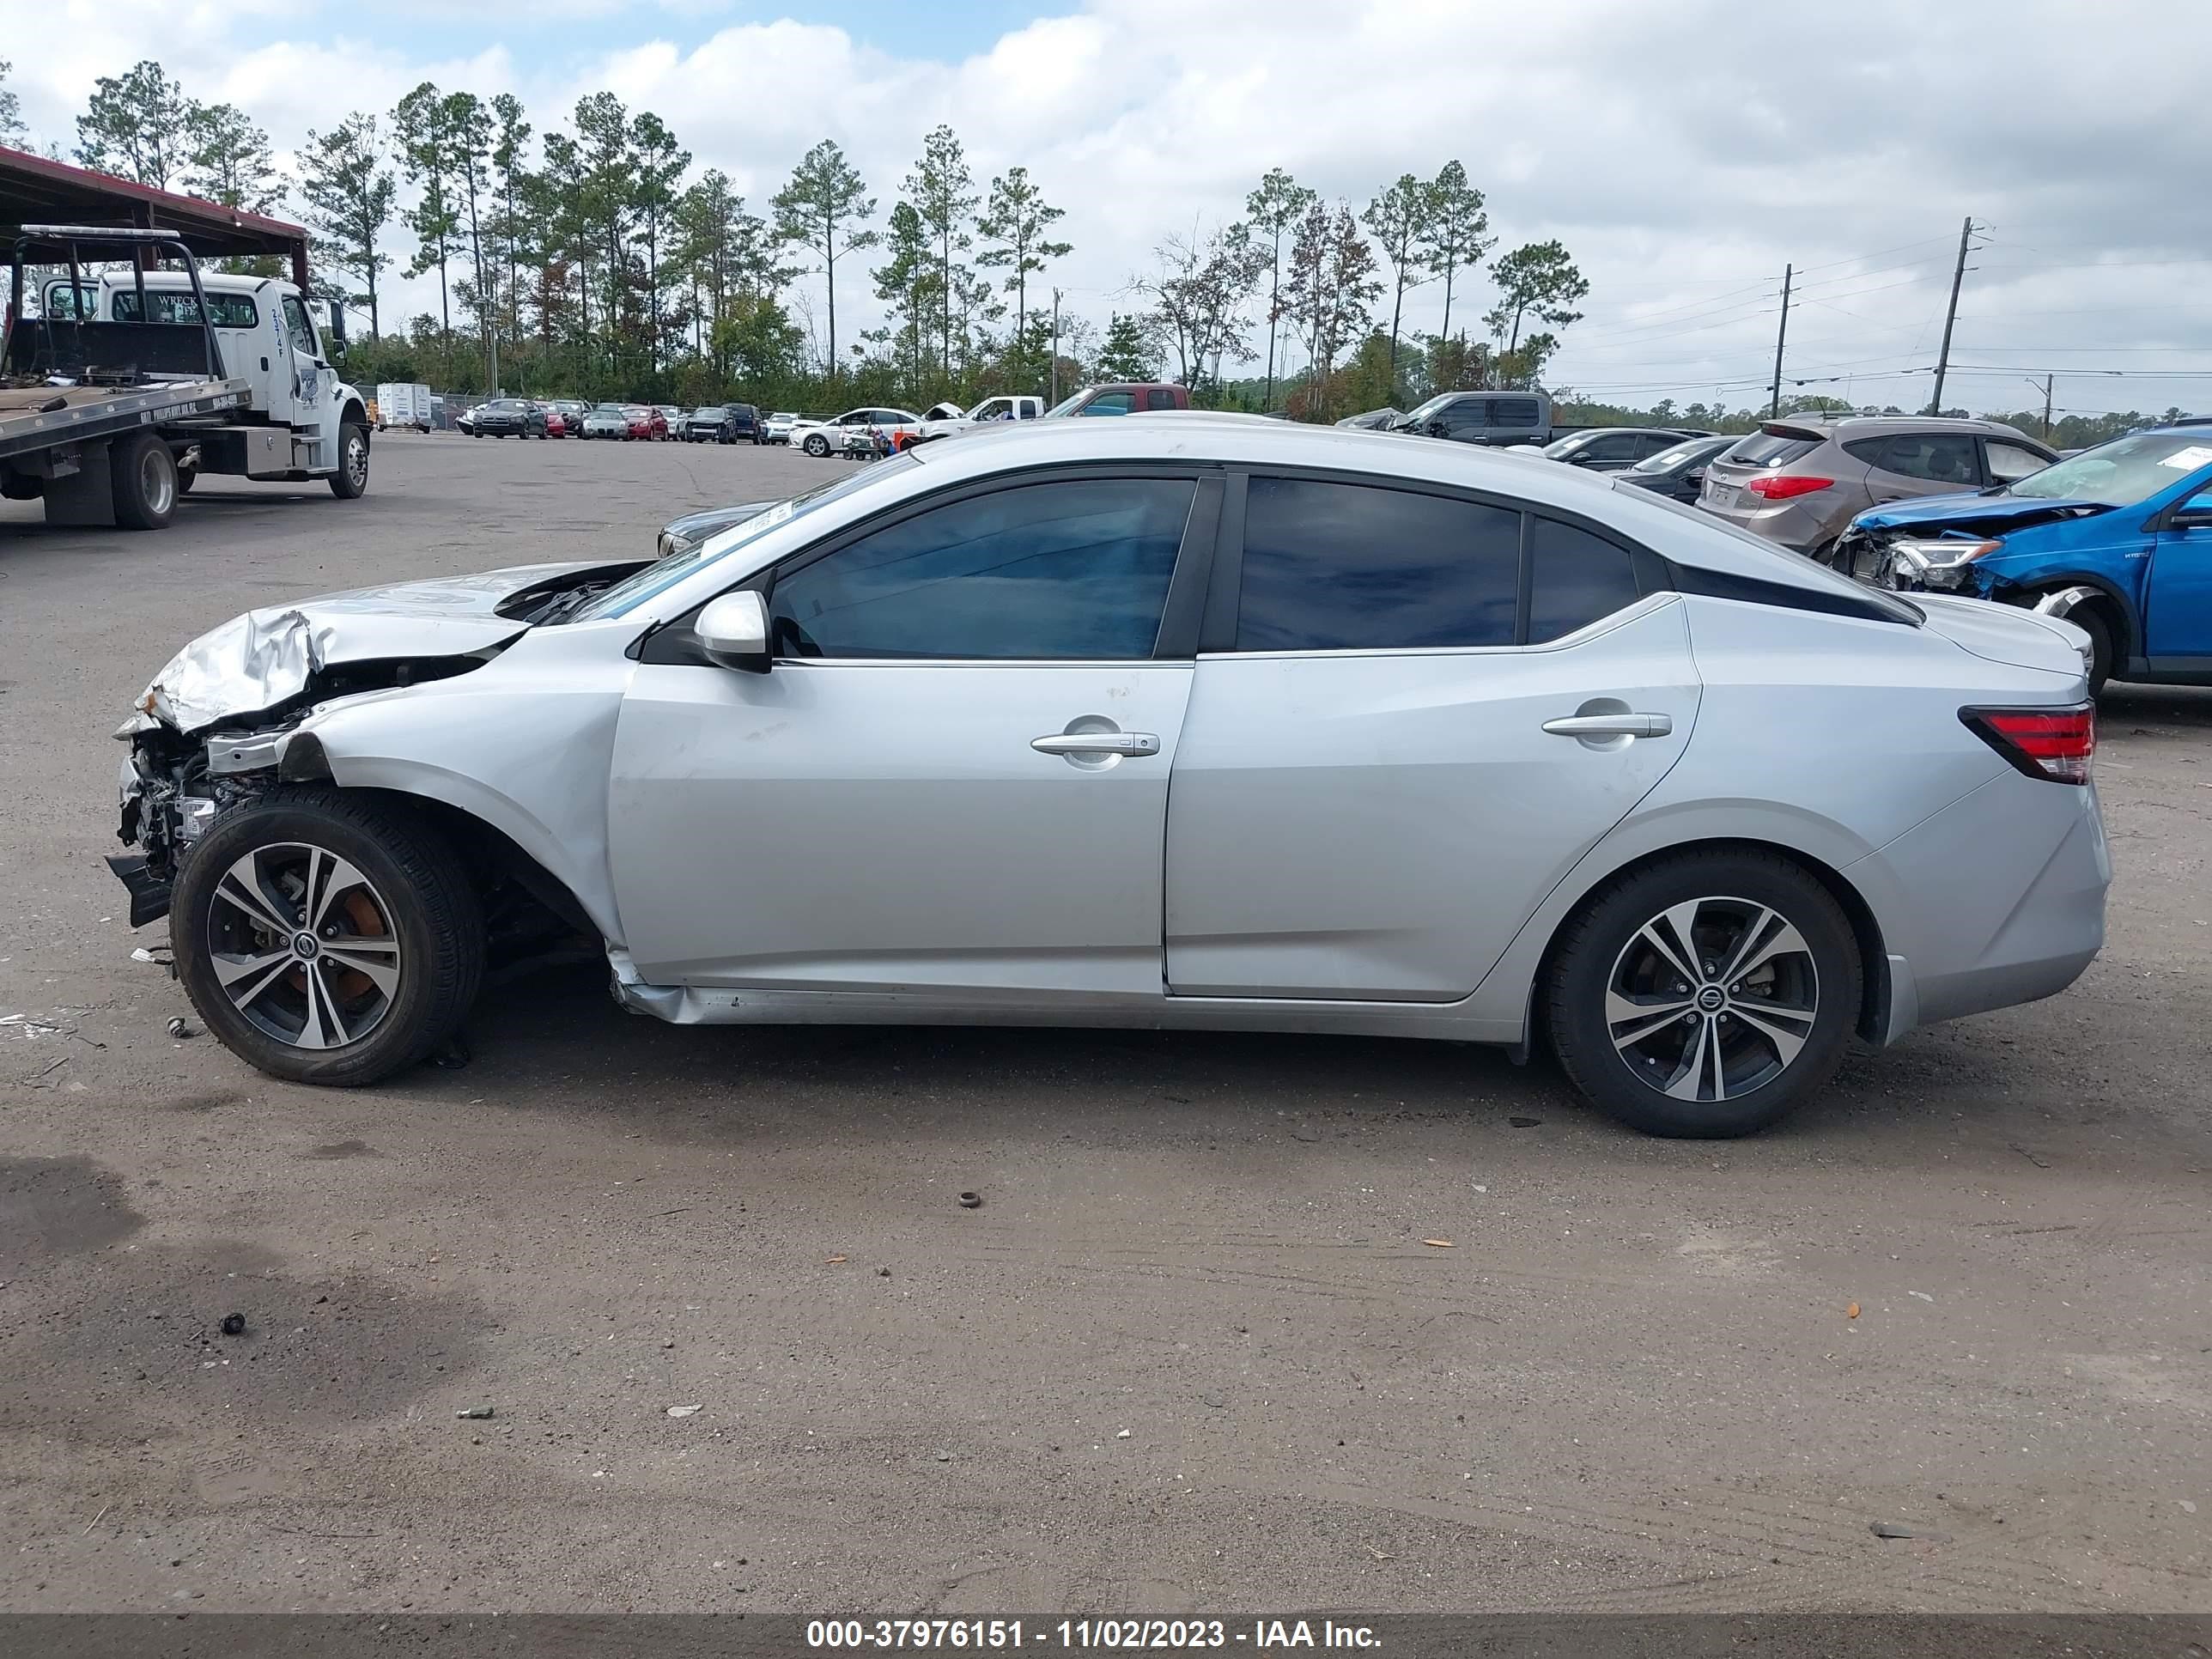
[1837, 426, 2212, 693]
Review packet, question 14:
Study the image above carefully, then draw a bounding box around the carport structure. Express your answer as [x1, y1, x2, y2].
[0, 143, 311, 288]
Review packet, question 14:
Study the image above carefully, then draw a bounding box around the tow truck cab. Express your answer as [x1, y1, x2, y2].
[39, 268, 366, 487]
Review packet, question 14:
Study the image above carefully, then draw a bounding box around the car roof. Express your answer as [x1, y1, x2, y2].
[1756, 415, 2037, 442]
[893, 414, 1893, 605]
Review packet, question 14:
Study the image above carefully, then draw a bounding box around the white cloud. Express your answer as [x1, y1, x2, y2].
[7, 0, 2208, 412]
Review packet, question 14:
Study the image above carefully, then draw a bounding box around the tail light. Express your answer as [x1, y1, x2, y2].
[1743, 475, 1833, 501]
[1962, 704, 2095, 784]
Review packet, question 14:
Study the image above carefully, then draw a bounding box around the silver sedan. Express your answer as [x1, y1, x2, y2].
[112, 418, 2108, 1137]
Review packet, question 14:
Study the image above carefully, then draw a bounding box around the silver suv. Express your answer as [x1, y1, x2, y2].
[1698, 416, 2056, 561]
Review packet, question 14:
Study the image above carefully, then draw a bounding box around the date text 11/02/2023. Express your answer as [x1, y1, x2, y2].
[805, 1620, 1383, 1649]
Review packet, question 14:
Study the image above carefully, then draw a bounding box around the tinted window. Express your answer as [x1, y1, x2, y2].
[111, 289, 259, 328]
[1490, 398, 1540, 427]
[1878, 433, 1978, 485]
[1236, 477, 1519, 652]
[769, 477, 1194, 660]
[1841, 438, 1889, 466]
[1145, 389, 1179, 410]
[1580, 432, 1641, 463]
[1083, 392, 1136, 416]
[1443, 399, 1486, 426]
[1725, 430, 1820, 466]
[1527, 518, 1643, 643]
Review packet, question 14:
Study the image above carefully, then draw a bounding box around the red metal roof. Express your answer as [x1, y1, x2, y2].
[0, 143, 307, 256]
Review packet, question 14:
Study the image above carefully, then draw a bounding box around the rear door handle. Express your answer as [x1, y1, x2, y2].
[1541, 713, 1673, 739]
[1031, 732, 1161, 757]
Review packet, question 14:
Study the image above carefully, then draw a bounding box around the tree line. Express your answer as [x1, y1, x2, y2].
[15, 58, 1600, 417]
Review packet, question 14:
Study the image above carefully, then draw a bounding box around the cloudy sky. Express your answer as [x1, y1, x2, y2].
[7, 0, 2207, 417]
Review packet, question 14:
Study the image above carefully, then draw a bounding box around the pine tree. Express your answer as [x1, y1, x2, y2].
[299, 113, 397, 338]
[904, 125, 978, 378]
[75, 60, 188, 187]
[771, 140, 878, 380]
[975, 165, 1071, 369]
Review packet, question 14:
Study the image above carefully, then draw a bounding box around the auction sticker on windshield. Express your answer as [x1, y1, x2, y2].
[2155, 445, 2212, 471]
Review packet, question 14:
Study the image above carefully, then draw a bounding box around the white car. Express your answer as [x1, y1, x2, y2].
[112, 417, 2106, 1138]
[762, 412, 799, 444]
[790, 408, 925, 458]
[912, 395, 1046, 444]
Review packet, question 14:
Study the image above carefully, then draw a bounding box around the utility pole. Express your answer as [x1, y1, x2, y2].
[1768, 264, 1792, 419]
[1049, 288, 1062, 404]
[2042, 374, 2055, 441]
[1929, 216, 1975, 416]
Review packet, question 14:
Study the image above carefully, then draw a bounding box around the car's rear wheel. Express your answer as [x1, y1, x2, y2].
[1547, 849, 1860, 1138]
[170, 790, 484, 1086]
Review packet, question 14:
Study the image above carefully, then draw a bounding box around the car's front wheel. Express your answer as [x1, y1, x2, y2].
[803, 432, 830, 458]
[170, 790, 485, 1086]
[1547, 849, 1861, 1138]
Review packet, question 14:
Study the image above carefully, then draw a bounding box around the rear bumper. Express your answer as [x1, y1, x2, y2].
[1699, 494, 1833, 553]
[1850, 773, 2108, 1041]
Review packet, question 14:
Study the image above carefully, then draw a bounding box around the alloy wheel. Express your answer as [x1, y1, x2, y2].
[204, 842, 402, 1049]
[1604, 896, 1818, 1103]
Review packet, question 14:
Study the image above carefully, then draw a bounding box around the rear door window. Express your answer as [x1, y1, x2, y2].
[1489, 398, 1540, 428]
[1234, 477, 1521, 651]
[1877, 433, 1979, 486]
[1526, 519, 1644, 642]
[1144, 389, 1179, 410]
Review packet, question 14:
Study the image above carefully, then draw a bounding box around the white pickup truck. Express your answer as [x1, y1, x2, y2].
[5, 225, 371, 529]
[911, 394, 1044, 443]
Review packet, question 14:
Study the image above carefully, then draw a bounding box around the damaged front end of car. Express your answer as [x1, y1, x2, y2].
[1838, 498, 2110, 595]
[108, 560, 647, 927]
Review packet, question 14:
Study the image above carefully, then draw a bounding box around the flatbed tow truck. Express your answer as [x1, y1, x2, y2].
[0, 149, 368, 531]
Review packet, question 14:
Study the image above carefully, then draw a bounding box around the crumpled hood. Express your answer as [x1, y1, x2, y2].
[1852, 492, 2112, 536]
[135, 561, 614, 734]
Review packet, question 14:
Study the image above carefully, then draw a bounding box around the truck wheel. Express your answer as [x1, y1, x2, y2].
[330, 422, 370, 500]
[112, 432, 178, 531]
[170, 788, 484, 1086]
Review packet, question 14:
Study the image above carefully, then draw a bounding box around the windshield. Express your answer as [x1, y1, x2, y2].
[1632, 439, 1716, 475]
[693, 407, 725, 417]
[2006, 431, 2212, 502]
[1539, 434, 1589, 459]
[1401, 394, 1455, 425]
[571, 451, 925, 623]
[1042, 389, 1096, 418]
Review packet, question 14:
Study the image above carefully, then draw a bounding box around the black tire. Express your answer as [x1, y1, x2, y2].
[2070, 602, 2114, 696]
[1546, 848, 1861, 1138]
[111, 431, 177, 530]
[329, 422, 369, 500]
[170, 788, 485, 1087]
[803, 432, 830, 458]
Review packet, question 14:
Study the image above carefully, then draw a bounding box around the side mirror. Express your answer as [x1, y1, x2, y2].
[696, 590, 771, 674]
[1685, 469, 1706, 486]
[1425, 419, 1449, 439]
[2174, 489, 2212, 530]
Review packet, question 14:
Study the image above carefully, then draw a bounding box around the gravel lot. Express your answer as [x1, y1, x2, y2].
[1, 433, 2208, 1614]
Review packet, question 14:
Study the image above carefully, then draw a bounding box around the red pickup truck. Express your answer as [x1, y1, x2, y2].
[1048, 384, 1191, 416]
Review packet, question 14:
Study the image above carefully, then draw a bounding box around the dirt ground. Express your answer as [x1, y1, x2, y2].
[0, 433, 2207, 1615]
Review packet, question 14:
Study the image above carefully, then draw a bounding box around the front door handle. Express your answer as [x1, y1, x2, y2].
[1541, 713, 1673, 739]
[1031, 732, 1161, 757]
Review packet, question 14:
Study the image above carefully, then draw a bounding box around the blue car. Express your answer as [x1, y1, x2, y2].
[1836, 425, 2212, 693]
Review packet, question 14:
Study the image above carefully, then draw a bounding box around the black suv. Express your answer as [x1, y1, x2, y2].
[472, 399, 549, 439]
[683, 404, 762, 445]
